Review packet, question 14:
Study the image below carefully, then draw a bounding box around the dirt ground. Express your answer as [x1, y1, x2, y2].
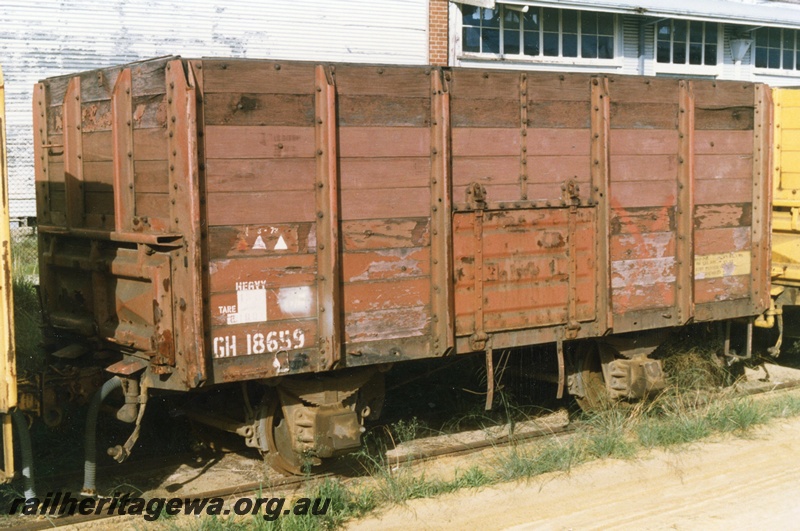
[349, 398, 800, 530]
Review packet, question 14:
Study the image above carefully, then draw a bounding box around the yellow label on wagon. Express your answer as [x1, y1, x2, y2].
[694, 251, 751, 280]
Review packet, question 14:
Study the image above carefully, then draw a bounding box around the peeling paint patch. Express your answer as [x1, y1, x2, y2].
[611, 257, 676, 288]
[346, 306, 429, 342]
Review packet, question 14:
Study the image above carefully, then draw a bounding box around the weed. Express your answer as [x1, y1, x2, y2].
[705, 398, 767, 433]
[495, 439, 584, 481]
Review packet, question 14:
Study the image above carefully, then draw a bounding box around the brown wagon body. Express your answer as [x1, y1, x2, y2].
[32, 57, 771, 468]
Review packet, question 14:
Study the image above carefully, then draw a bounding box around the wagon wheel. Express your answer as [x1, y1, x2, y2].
[257, 393, 306, 476]
[574, 341, 610, 411]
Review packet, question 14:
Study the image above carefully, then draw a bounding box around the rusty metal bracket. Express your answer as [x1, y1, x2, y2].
[519, 72, 529, 201]
[556, 335, 565, 399]
[33, 82, 52, 225]
[112, 68, 135, 233]
[468, 182, 488, 351]
[564, 179, 582, 339]
[314, 64, 342, 371]
[590, 77, 612, 333]
[484, 347, 494, 410]
[676, 80, 695, 324]
[430, 69, 454, 356]
[63, 76, 85, 228]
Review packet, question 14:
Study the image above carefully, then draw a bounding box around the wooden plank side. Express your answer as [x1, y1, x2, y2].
[207, 191, 316, 225]
[338, 127, 430, 158]
[203, 93, 314, 126]
[338, 96, 430, 127]
[132, 128, 168, 161]
[334, 65, 431, 97]
[607, 76, 680, 103]
[208, 254, 316, 293]
[694, 275, 750, 303]
[610, 232, 675, 261]
[340, 158, 430, 190]
[610, 207, 675, 235]
[695, 154, 753, 180]
[342, 247, 431, 283]
[612, 282, 676, 313]
[342, 218, 430, 251]
[610, 103, 678, 129]
[210, 287, 317, 325]
[202, 60, 316, 94]
[205, 159, 315, 193]
[693, 80, 755, 108]
[695, 226, 751, 255]
[695, 178, 751, 204]
[345, 306, 431, 343]
[134, 160, 169, 193]
[611, 155, 678, 182]
[610, 129, 679, 155]
[452, 128, 519, 157]
[343, 278, 430, 313]
[340, 188, 430, 220]
[207, 223, 315, 259]
[694, 203, 752, 229]
[204, 125, 315, 159]
[610, 181, 676, 208]
[695, 107, 754, 130]
[694, 130, 754, 154]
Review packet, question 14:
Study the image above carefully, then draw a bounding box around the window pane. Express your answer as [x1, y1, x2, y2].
[797, 50, 800, 70]
[462, 5, 480, 25]
[577, 11, 592, 35]
[463, 27, 481, 52]
[783, 29, 794, 50]
[505, 30, 520, 54]
[689, 43, 702, 65]
[657, 40, 671, 63]
[657, 20, 670, 39]
[523, 10, 540, 31]
[563, 10, 578, 34]
[706, 23, 718, 42]
[543, 8, 559, 32]
[581, 35, 597, 58]
[598, 13, 614, 36]
[755, 47, 767, 67]
[784, 49, 794, 70]
[483, 28, 500, 53]
[673, 20, 687, 44]
[524, 31, 540, 55]
[543, 32, 559, 56]
[769, 48, 781, 68]
[674, 40, 686, 63]
[769, 28, 781, 48]
[756, 28, 768, 47]
[598, 36, 614, 59]
[689, 22, 703, 44]
[563, 33, 578, 57]
[705, 44, 717, 65]
[504, 9, 520, 30]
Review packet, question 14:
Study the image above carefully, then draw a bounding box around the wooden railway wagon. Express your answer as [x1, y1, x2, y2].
[32, 57, 772, 472]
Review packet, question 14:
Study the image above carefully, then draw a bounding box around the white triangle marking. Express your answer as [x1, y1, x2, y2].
[274, 235, 288, 251]
[252, 235, 267, 250]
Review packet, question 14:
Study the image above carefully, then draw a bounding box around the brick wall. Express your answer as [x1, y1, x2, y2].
[429, 0, 449, 65]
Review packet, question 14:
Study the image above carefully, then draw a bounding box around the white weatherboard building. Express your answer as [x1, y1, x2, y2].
[4, 0, 800, 218]
[0, 0, 429, 218]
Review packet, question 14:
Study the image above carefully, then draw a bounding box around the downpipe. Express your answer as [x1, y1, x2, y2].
[81, 376, 122, 497]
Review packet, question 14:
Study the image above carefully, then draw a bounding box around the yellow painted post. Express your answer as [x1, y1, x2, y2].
[0, 65, 16, 482]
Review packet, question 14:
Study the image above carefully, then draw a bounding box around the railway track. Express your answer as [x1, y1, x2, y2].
[6, 364, 800, 530]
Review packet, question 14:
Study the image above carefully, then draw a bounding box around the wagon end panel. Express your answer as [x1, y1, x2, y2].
[35, 57, 207, 391]
[692, 81, 770, 321]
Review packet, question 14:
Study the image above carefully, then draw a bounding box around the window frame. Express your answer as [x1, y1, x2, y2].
[458, 4, 622, 67]
[652, 19, 723, 76]
[753, 27, 800, 76]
